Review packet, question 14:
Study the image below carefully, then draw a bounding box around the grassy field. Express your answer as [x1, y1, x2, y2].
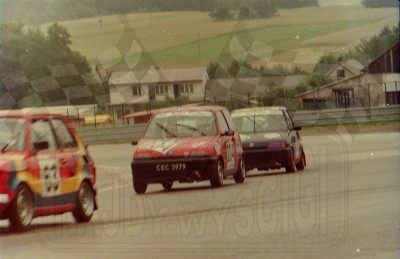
[47, 6, 398, 70]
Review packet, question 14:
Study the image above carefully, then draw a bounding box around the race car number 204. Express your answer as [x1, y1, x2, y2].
[156, 163, 186, 172]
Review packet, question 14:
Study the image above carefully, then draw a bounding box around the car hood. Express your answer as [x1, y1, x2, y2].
[239, 131, 288, 149]
[134, 136, 217, 159]
[0, 154, 27, 172]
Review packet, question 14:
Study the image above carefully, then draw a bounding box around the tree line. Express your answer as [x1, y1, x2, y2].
[207, 24, 399, 91]
[0, 22, 100, 107]
[361, 0, 398, 8]
[0, 0, 319, 25]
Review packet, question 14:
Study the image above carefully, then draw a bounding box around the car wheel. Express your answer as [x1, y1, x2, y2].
[285, 149, 296, 173]
[296, 150, 306, 170]
[161, 181, 173, 191]
[9, 184, 33, 232]
[133, 181, 148, 194]
[210, 159, 224, 188]
[73, 181, 95, 223]
[233, 157, 246, 183]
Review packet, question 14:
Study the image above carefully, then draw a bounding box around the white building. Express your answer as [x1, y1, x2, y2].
[108, 67, 208, 114]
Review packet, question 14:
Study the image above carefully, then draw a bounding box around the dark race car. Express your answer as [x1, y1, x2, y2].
[0, 110, 97, 231]
[131, 106, 246, 194]
[231, 107, 306, 173]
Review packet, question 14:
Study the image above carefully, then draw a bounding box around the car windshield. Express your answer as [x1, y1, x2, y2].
[143, 111, 217, 138]
[232, 113, 287, 133]
[0, 117, 26, 152]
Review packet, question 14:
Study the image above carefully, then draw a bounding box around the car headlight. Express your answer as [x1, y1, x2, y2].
[189, 151, 209, 157]
[135, 153, 153, 160]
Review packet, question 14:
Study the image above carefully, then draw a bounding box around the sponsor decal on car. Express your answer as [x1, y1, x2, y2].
[191, 141, 207, 148]
[39, 159, 60, 197]
[139, 139, 181, 154]
[155, 111, 213, 118]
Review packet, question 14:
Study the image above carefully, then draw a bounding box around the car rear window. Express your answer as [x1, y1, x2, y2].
[0, 117, 26, 152]
[232, 113, 288, 133]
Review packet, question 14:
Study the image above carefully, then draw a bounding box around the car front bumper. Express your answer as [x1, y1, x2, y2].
[131, 156, 219, 183]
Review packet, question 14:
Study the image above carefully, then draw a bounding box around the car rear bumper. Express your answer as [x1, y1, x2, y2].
[131, 157, 219, 183]
[243, 147, 292, 171]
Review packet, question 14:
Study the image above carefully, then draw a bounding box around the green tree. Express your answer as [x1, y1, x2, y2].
[298, 74, 333, 89]
[0, 22, 97, 106]
[354, 25, 399, 62]
[277, 0, 319, 9]
[227, 59, 253, 78]
[361, 0, 398, 8]
[207, 62, 221, 79]
[209, 6, 233, 21]
[251, 0, 277, 18]
[0, 22, 27, 78]
[228, 60, 241, 77]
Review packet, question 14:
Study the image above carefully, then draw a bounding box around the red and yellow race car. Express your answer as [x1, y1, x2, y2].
[0, 110, 97, 231]
[131, 106, 246, 194]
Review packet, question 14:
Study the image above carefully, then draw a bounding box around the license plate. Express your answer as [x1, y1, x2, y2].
[156, 163, 186, 172]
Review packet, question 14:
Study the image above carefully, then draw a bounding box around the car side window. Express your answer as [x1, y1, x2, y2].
[31, 119, 57, 152]
[222, 109, 236, 132]
[217, 111, 229, 134]
[52, 119, 77, 149]
[283, 110, 294, 129]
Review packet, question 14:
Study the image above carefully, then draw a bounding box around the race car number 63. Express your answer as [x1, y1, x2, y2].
[156, 163, 186, 172]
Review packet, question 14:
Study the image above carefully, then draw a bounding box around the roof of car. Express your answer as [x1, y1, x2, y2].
[231, 106, 287, 114]
[0, 108, 66, 118]
[152, 105, 227, 114]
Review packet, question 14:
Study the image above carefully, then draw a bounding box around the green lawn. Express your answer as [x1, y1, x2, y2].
[48, 6, 398, 70]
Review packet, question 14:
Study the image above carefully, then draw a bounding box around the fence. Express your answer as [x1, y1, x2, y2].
[76, 105, 400, 145]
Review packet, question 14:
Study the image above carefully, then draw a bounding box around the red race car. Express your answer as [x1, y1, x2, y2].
[0, 110, 97, 231]
[131, 106, 246, 194]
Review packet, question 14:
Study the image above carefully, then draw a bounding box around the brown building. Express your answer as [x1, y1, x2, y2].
[297, 42, 400, 110]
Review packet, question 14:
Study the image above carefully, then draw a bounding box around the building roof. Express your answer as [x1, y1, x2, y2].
[295, 73, 364, 98]
[109, 67, 208, 85]
[363, 42, 400, 73]
[314, 58, 364, 76]
[325, 59, 364, 77]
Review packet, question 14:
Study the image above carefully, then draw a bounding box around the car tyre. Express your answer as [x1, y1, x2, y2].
[285, 149, 296, 173]
[233, 157, 246, 183]
[161, 181, 173, 191]
[134, 181, 148, 194]
[73, 181, 95, 223]
[296, 150, 306, 171]
[9, 184, 33, 232]
[210, 159, 224, 188]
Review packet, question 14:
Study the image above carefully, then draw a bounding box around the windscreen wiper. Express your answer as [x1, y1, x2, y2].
[156, 123, 177, 137]
[177, 123, 207, 136]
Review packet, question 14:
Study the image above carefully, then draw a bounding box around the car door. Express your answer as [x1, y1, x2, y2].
[50, 117, 80, 192]
[216, 110, 236, 174]
[30, 118, 62, 199]
[282, 110, 300, 161]
[222, 108, 241, 170]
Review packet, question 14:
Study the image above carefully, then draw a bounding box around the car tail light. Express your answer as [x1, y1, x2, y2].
[269, 141, 286, 149]
[0, 171, 7, 186]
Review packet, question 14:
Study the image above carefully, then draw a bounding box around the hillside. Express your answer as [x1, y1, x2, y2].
[46, 6, 398, 71]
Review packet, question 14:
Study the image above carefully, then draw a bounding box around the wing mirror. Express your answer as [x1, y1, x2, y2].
[223, 130, 235, 136]
[294, 125, 302, 131]
[33, 141, 49, 152]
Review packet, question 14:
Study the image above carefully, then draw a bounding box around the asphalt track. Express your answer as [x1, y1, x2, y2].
[1, 131, 399, 258]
